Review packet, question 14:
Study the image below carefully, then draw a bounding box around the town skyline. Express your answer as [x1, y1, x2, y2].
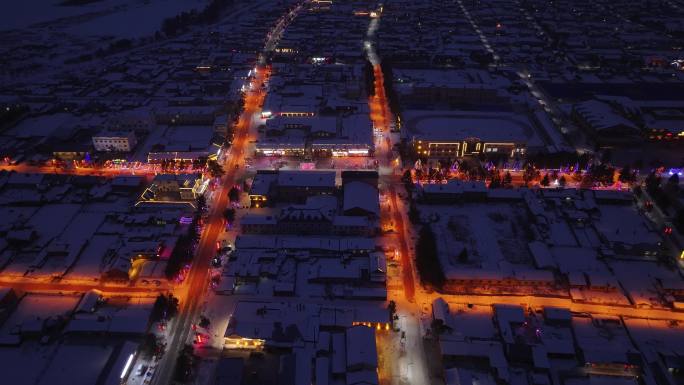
[1, 1, 684, 385]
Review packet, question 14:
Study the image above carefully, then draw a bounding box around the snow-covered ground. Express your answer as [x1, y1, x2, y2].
[3, 0, 209, 38]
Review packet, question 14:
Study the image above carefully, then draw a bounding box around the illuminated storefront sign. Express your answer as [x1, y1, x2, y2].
[224, 337, 265, 350]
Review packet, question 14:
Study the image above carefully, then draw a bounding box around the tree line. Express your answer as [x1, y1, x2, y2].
[645, 172, 684, 233]
[161, 0, 237, 37]
[165, 195, 206, 279]
[415, 225, 445, 289]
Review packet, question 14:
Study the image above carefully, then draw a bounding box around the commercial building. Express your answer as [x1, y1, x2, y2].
[255, 113, 373, 158]
[140, 173, 208, 203]
[241, 192, 377, 237]
[221, 301, 386, 384]
[92, 130, 138, 152]
[403, 110, 540, 158]
[146, 125, 223, 163]
[249, 170, 336, 206]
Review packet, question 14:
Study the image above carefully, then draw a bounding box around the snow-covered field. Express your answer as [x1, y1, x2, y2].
[3, 0, 209, 37]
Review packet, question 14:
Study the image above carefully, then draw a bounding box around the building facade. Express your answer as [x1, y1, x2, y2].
[92, 130, 138, 152]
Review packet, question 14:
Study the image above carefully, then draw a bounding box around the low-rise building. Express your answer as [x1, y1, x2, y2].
[140, 173, 208, 203]
[92, 130, 137, 152]
[572, 100, 641, 144]
[241, 195, 376, 236]
[255, 114, 373, 158]
[403, 110, 539, 159]
[249, 170, 336, 206]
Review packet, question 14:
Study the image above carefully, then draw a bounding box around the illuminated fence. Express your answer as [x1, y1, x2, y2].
[414, 139, 522, 158]
[352, 321, 391, 331]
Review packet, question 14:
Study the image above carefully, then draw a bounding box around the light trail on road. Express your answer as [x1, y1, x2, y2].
[151, 66, 271, 385]
[365, 5, 432, 384]
[0, 279, 168, 295]
[149, 3, 304, 383]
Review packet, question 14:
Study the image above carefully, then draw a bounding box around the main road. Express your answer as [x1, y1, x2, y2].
[0, 279, 168, 295]
[365, 5, 432, 384]
[151, 2, 303, 383]
[151, 66, 270, 385]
